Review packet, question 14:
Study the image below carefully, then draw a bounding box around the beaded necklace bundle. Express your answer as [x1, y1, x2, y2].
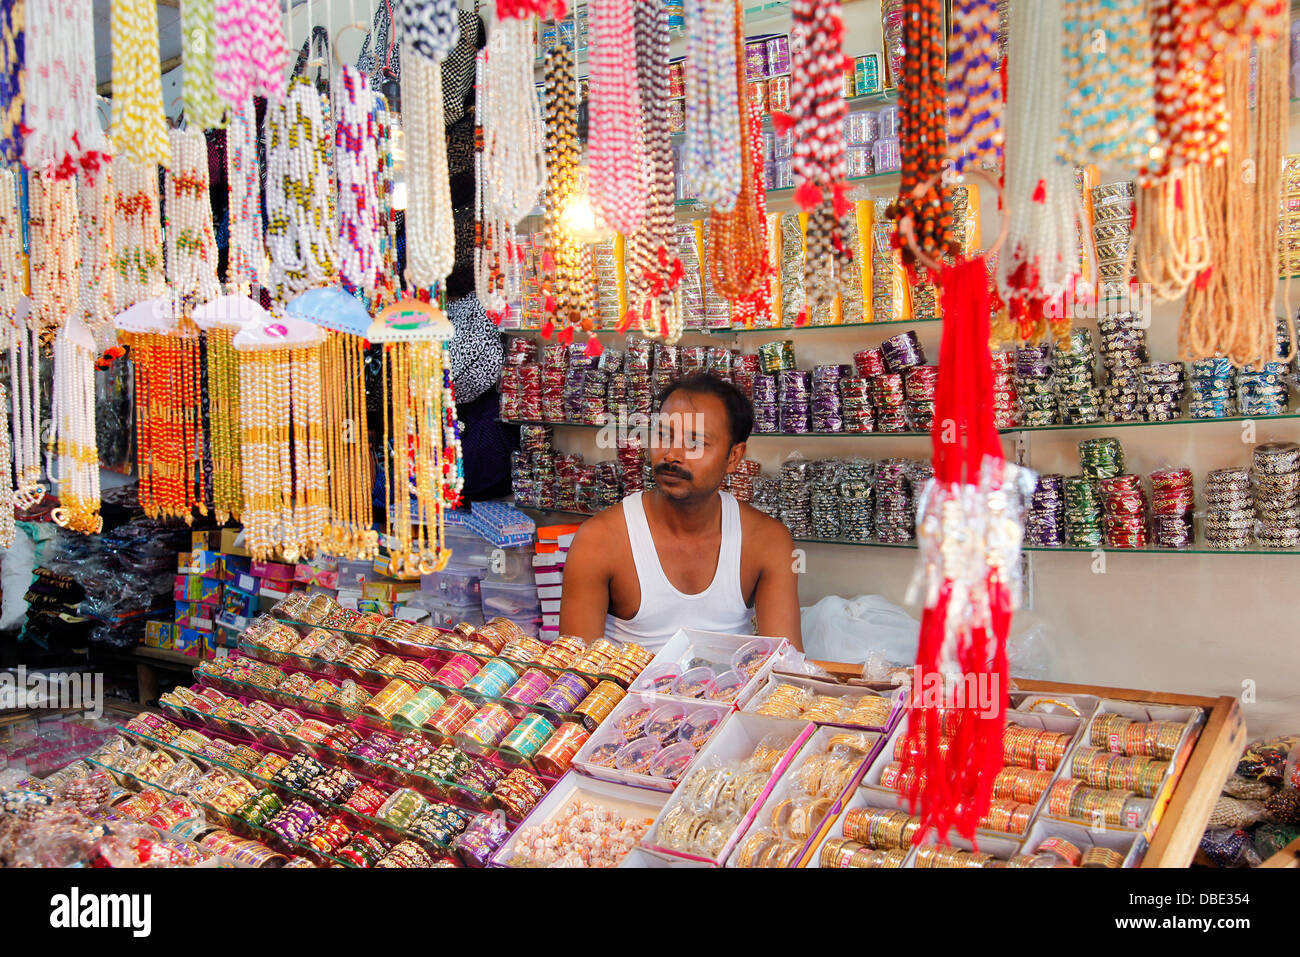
[0, 0, 23, 162]
[372, 95, 400, 311]
[1058, 0, 1154, 175]
[402, 46, 456, 290]
[0, 381, 13, 546]
[1, 167, 42, 507]
[336, 66, 382, 301]
[181, 0, 227, 130]
[109, 0, 170, 167]
[588, 0, 645, 236]
[165, 129, 222, 311]
[321, 330, 375, 558]
[236, 337, 328, 561]
[682, 0, 741, 211]
[946, 0, 1002, 174]
[1182, 15, 1291, 367]
[541, 41, 587, 332]
[127, 329, 206, 520]
[214, 0, 288, 105]
[621, 0, 683, 336]
[265, 77, 339, 306]
[25, 0, 107, 177]
[708, 0, 770, 309]
[888, 0, 953, 274]
[77, 153, 117, 352]
[29, 173, 102, 533]
[995, 0, 1083, 345]
[380, 334, 462, 577]
[205, 325, 242, 523]
[112, 158, 166, 310]
[226, 96, 264, 292]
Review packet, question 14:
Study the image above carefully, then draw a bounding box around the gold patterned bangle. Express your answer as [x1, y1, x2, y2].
[1027, 697, 1082, 717]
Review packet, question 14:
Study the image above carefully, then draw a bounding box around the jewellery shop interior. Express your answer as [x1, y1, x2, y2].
[0, 0, 1298, 877]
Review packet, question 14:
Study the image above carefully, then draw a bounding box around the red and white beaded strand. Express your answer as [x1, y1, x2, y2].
[587, 0, 646, 236]
[227, 95, 264, 292]
[336, 65, 382, 300]
[166, 129, 223, 311]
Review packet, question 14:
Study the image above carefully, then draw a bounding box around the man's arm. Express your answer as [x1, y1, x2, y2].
[752, 519, 803, 652]
[558, 516, 614, 642]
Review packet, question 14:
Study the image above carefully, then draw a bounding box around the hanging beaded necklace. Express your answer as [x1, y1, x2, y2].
[996, 0, 1084, 338]
[947, 0, 1003, 175]
[708, 0, 770, 307]
[165, 128, 222, 311]
[109, 0, 171, 167]
[1, 166, 42, 508]
[402, 43, 456, 291]
[588, 0, 646, 236]
[372, 92, 400, 310]
[618, 1, 682, 339]
[473, 47, 509, 314]
[206, 324, 242, 523]
[265, 76, 339, 306]
[181, 0, 228, 130]
[226, 95, 264, 292]
[112, 157, 166, 309]
[214, 0, 288, 105]
[25, 0, 108, 177]
[682, 0, 741, 211]
[77, 152, 117, 352]
[336, 65, 382, 300]
[321, 330, 376, 558]
[0, 381, 13, 546]
[887, 0, 953, 273]
[0, 0, 23, 162]
[1058, 0, 1155, 175]
[541, 39, 588, 332]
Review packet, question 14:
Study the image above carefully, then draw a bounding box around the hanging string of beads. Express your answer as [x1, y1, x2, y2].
[720, 96, 775, 328]
[621, 0, 683, 337]
[995, 0, 1083, 346]
[181, 0, 227, 130]
[77, 151, 118, 353]
[3, 167, 44, 508]
[887, 0, 953, 274]
[588, 0, 645, 236]
[541, 38, 587, 334]
[1, 0, 25, 162]
[49, 321, 100, 533]
[1058, 0, 1155, 175]
[112, 157, 167, 310]
[682, 0, 741, 211]
[372, 92, 400, 310]
[28, 172, 80, 333]
[206, 325, 242, 523]
[0, 382, 14, 546]
[214, 0, 288, 105]
[708, 0, 770, 307]
[320, 331, 376, 558]
[264, 77, 339, 307]
[336, 65, 382, 300]
[947, 0, 1003, 174]
[402, 45, 457, 290]
[165, 129, 222, 311]
[24, 0, 108, 177]
[109, 0, 171, 167]
[226, 95, 263, 292]
[238, 345, 290, 558]
[288, 342, 328, 559]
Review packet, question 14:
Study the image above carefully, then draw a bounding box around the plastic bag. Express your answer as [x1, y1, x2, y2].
[798, 594, 918, 666]
[1006, 624, 1054, 679]
[1236, 734, 1300, 785]
[1253, 823, 1300, 860]
[1207, 795, 1266, 828]
[1263, 787, 1300, 826]
[1221, 774, 1277, 801]
[1198, 827, 1261, 868]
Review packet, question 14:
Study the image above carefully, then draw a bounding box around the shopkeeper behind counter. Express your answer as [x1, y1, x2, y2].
[559, 373, 803, 652]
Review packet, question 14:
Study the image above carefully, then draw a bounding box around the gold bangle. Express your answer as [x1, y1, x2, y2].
[1027, 697, 1082, 717]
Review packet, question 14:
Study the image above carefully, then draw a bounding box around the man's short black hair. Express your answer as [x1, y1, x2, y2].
[656, 372, 754, 448]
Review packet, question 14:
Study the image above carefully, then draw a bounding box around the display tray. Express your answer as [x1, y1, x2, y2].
[812, 665, 1247, 868]
[491, 771, 669, 868]
[742, 671, 904, 731]
[628, 628, 788, 709]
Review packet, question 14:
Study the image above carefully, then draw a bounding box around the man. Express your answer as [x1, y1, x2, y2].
[559, 373, 803, 651]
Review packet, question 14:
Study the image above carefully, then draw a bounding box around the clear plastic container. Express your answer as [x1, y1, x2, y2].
[678, 707, 727, 750]
[615, 736, 663, 774]
[672, 666, 716, 700]
[649, 742, 696, 782]
[498, 608, 543, 638]
[424, 600, 486, 630]
[480, 579, 541, 618]
[644, 703, 689, 743]
[481, 542, 537, 585]
[443, 527, 494, 568]
[708, 670, 747, 703]
[731, 639, 776, 679]
[421, 563, 485, 605]
[636, 664, 682, 695]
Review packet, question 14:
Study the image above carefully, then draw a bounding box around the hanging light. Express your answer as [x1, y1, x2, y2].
[562, 151, 613, 244]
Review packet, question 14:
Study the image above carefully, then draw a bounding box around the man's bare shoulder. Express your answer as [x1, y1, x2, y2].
[737, 501, 794, 549]
[569, 501, 632, 556]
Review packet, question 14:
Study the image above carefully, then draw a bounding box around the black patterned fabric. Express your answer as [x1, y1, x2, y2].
[446, 293, 504, 404]
[440, 10, 483, 125]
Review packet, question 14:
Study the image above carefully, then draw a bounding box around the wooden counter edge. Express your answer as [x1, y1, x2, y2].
[810, 661, 1245, 868]
[1259, 835, 1300, 868]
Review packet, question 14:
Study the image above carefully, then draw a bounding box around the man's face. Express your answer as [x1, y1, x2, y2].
[650, 390, 745, 503]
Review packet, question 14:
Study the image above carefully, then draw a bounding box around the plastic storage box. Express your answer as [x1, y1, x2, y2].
[481, 579, 541, 618]
[421, 562, 486, 605]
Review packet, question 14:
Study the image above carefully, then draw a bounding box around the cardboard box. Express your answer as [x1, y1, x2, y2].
[337, 559, 373, 586]
[250, 560, 295, 582]
[181, 550, 223, 576]
[358, 598, 394, 617]
[220, 528, 250, 557]
[191, 531, 213, 550]
[222, 588, 258, 618]
[174, 627, 205, 654]
[173, 575, 223, 604]
[144, 621, 175, 650]
[231, 572, 259, 595]
[222, 553, 252, 577]
[294, 564, 339, 589]
[259, 579, 294, 601]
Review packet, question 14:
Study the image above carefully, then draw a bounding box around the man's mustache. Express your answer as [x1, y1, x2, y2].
[654, 463, 693, 481]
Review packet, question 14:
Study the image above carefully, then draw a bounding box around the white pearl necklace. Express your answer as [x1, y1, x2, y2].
[0, 381, 14, 548]
[77, 152, 118, 353]
[588, 0, 646, 235]
[48, 321, 101, 533]
[1, 170, 42, 511]
[480, 17, 546, 224]
[166, 129, 222, 310]
[265, 78, 339, 306]
[112, 157, 167, 309]
[997, 0, 1083, 301]
[23, 0, 108, 175]
[402, 42, 455, 290]
[226, 96, 265, 292]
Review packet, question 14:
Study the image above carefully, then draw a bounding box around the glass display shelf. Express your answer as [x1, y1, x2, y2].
[84, 754, 356, 868]
[677, 168, 899, 207]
